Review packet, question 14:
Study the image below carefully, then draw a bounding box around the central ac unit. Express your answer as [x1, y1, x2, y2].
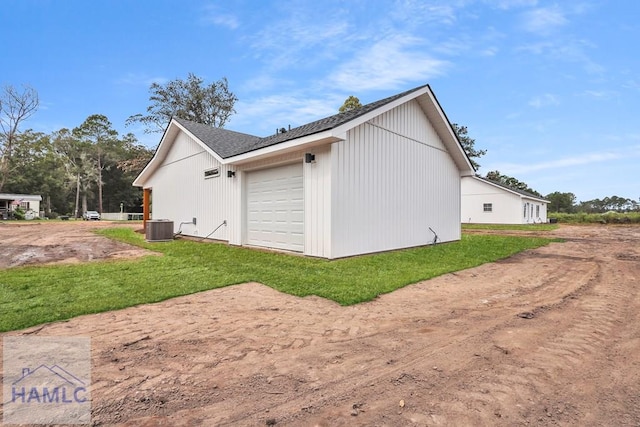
[146, 220, 174, 242]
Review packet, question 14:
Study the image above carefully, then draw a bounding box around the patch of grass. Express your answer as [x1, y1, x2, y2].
[0, 229, 557, 332]
[462, 223, 558, 231]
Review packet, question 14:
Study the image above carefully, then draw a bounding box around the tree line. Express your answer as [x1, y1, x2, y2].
[3, 79, 635, 218]
[545, 192, 639, 213]
[0, 75, 236, 218]
[1, 110, 152, 217]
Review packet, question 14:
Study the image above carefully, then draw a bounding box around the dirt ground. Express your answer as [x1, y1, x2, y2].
[1, 223, 639, 426]
[0, 221, 151, 268]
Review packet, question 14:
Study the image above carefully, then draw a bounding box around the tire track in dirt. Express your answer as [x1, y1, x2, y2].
[203, 257, 605, 426]
[437, 254, 640, 425]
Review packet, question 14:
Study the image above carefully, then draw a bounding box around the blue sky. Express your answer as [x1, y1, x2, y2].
[2, 0, 639, 202]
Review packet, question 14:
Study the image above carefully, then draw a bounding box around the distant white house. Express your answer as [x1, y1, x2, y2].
[134, 84, 475, 259]
[0, 193, 42, 219]
[461, 176, 549, 224]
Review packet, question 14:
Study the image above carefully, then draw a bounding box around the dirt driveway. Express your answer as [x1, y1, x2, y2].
[1, 223, 639, 426]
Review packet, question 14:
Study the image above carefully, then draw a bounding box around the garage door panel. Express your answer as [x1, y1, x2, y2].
[246, 163, 304, 252]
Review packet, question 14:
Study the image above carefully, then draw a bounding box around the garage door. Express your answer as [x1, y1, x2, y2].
[246, 162, 304, 252]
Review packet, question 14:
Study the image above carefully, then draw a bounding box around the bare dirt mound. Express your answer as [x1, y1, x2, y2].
[1, 224, 639, 426]
[0, 221, 154, 268]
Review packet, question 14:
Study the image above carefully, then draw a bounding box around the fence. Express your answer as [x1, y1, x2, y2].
[100, 212, 144, 221]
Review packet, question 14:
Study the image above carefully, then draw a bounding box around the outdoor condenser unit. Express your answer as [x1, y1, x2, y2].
[145, 219, 174, 242]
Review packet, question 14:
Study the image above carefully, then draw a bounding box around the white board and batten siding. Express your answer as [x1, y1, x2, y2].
[330, 100, 461, 259]
[303, 147, 332, 258]
[145, 131, 239, 240]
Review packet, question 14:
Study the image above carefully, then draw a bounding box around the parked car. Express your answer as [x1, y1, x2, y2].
[83, 210, 101, 220]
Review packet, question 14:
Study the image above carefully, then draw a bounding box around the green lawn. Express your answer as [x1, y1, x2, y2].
[462, 223, 559, 231]
[0, 228, 558, 332]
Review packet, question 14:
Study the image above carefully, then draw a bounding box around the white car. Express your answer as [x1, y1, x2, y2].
[83, 211, 101, 220]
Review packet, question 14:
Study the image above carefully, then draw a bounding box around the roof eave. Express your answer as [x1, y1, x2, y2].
[418, 86, 475, 175]
[227, 130, 342, 165]
[468, 176, 549, 202]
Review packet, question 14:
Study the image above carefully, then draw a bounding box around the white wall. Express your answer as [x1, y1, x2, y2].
[461, 177, 548, 224]
[521, 198, 548, 224]
[303, 146, 332, 258]
[330, 100, 461, 258]
[145, 131, 238, 240]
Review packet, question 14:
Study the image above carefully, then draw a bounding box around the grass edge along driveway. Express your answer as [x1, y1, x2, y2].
[0, 228, 558, 332]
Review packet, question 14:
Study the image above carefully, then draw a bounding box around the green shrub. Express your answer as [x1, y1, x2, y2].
[13, 207, 25, 220]
[549, 212, 640, 224]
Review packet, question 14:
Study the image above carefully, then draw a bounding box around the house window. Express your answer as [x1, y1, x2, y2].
[483, 203, 492, 212]
[204, 168, 220, 179]
[536, 205, 540, 217]
[20, 201, 30, 210]
[523, 204, 527, 218]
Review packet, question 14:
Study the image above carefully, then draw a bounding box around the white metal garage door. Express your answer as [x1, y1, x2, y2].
[246, 162, 304, 252]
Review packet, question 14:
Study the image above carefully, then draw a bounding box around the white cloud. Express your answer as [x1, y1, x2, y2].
[480, 46, 499, 56]
[232, 93, 343, 136]
[489, 0, 538, 10]
[582, 90, 618, 100]
[495, 145, 640, 174]
[623, 79, 640, 91]
[328, 35, 450, 91]
[517, 38, 604, 75]
[522, 6, 568, 34]
[201, 5, 239, 29]
[391, 1, 460, 26]
[115, 73, 168, 86]
[247, 5, 351, 70]
[528, 93, 559, 108]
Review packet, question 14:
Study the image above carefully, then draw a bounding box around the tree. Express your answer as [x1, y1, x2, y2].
[339, 95, 363, 113]
[126, 74, 238, 133]
[546, 191, 577, 213]
[485, 170, 542, 197]
[53, 128, 95, 217]
[73, 115, 120, 214]
[104, 133, 153, 213]
[0, 84, 39, 191]
[2, 130, 69, 216]
[451, 123, 486, 170]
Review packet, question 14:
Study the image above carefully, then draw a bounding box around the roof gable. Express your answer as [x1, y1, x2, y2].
[134, 84, 475, 187]
[174, 84, 432, 160]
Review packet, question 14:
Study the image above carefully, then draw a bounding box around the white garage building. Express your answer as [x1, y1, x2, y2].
[133, 84, 475, 259]
[461, 176, 549, 224]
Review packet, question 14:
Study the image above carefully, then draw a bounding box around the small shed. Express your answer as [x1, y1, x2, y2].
[461, 176, 549, 224]
[134, 84, 475, 258]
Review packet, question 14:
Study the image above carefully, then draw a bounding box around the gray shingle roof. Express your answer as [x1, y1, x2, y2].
[174, 84, 429, 159]
[173, 118, 261, 159]
[475, 176, 548, 201]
